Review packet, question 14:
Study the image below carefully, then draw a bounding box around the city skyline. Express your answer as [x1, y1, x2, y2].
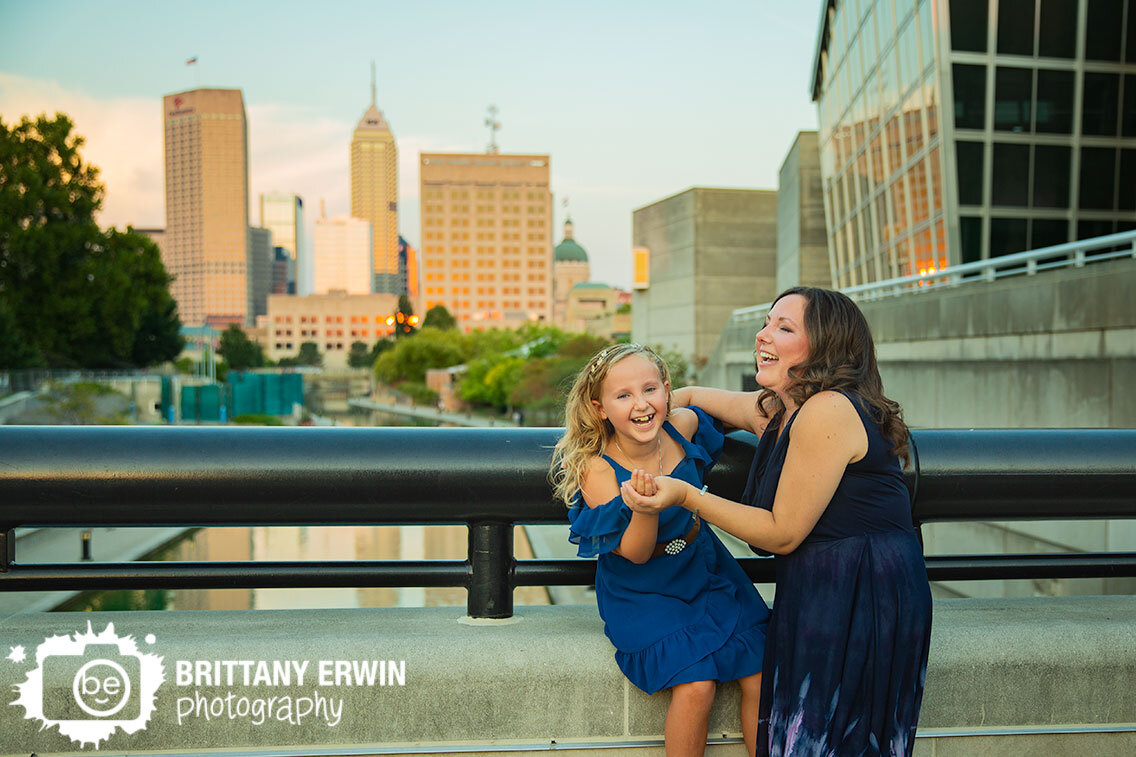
[0, 0, 820, 291]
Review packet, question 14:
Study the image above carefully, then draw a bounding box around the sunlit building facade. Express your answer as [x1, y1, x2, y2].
[259, 193, 303, 294]
[313, 215, 373, 296]
[419, 152, 553, 331]
[350, 81, 399, 295]
[812, 0, 1136, 288]
[163, 88, 249, 326]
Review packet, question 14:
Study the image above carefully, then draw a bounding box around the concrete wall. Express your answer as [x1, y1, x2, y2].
[632, 188, 777, 365]
[2, 599, 1134, 755]
[776, 131, 831, 293]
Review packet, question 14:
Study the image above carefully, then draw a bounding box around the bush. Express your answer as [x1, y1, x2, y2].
[398, 381, 439, 406]
[231, 413, 284, 426]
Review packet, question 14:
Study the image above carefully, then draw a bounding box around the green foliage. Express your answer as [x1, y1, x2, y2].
[398, 381, 439, 406]
[0, 295, 39, 368]
[39, 380, 128, 424]
[0, 113, 182, 368]
[368, 338, 394, 364]
[421, 304, 457, 330]
[651, 344, 693, 388]
[174, 356, 195, 374]
[346, 340, 371, 368]
[231, 413, 284, 426]
[393, 294, 418, 338]
[616, 302, 631, 314]
[374, 327, 465, 384]
[459, 355, 525, 407]
[278, 341, 322, 368]
[217, 324, 266, 370]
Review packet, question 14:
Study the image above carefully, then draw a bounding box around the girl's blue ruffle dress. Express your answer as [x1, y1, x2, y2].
[568, 407, 770, 694]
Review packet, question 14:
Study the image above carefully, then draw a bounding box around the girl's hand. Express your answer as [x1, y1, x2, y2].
[621, 473, 690, 514]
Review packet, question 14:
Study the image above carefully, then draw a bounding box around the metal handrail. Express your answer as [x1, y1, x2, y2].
[1, 426, 1135, 617]
[731, 229, 1136, 321]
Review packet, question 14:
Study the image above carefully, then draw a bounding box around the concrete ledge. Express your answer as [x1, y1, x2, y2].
[1, 597, 1134, 755]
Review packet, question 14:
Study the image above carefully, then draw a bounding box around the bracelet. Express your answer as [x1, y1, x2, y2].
[699, 485, 709, 496]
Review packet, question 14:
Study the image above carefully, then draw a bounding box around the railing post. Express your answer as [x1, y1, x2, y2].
[0, 529, 13, 573]
[467, 522, 514, 619]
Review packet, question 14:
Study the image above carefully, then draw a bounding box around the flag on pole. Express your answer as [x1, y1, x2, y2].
[186, 57, 198, 65]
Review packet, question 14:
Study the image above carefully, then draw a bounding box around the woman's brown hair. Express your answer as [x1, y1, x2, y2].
[758, 286, 910, 464]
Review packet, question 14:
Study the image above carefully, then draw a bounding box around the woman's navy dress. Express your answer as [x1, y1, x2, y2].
[746, 391, 932, 757]
[568, 407, 770, 695]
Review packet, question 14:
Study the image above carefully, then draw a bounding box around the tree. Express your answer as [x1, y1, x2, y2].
[392, 294, 419, 338]
[374, 328, 465, 384]
[0, 113, 182, 367]
[347, 341, 372, 368]
[217, 324, 265, 371]
[422, 304, 457, 330]
[0, 295, 39, 368]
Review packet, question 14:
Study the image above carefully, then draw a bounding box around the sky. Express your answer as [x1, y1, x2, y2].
[0, 0, 821, 290]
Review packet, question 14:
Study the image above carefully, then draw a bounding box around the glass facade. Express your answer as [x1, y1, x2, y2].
[813, 0, 1136, 285]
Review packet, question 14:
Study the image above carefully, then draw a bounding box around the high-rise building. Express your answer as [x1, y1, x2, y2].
[259, 193, 303, 294]
[313, 215, 373, 295]
[247, 227, 273, 320]
[350, 71, 399, 295]
[271, 247, 293, 295]
[419, 152, 553, 331]
[811, 0, 1136, 289]
[163, 88, 249, 326]
[398, 236, 419, 300]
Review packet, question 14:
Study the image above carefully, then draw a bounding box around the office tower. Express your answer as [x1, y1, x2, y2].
[260, 193, 303, 293]
[350, 70, 399, 295]
[313, 215, 373, 295]
[552, 217, 590, 328]
[419, 152, 552, 331]
[246, 227, 273, 320]
[272, 247, 293, 295]
[777, 131, 831, 292]
[163, 88, 249, 326]
[811, 0, 1136, 288]
[398, 236, 419, 299]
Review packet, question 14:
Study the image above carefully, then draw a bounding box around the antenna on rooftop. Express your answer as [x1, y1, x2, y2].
[484, 105, 500, 154]
[370, 60, 376, 107]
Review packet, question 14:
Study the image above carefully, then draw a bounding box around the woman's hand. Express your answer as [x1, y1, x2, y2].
[621, 472, 691, 514]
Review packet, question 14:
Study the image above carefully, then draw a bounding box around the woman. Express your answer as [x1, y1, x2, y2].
[621, 287, 932, 757]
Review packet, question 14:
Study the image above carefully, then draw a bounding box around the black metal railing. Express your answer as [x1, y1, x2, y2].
[1, 426, 1135, 618]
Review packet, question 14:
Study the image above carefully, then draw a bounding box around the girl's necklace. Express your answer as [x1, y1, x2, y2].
[614, 435, 663, 475]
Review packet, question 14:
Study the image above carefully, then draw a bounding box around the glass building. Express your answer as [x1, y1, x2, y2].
[812, 0, 1136, 288]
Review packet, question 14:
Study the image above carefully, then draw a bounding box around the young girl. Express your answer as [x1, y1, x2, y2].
[552, 343, 770, 757]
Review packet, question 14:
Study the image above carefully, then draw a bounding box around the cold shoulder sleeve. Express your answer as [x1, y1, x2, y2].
[566, 494, 632, 558]
[687, 405, 725, 470]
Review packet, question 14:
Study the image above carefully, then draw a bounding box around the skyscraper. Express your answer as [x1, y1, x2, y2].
[419, 152, 552, 331]
[313, 215, 373, 295]
[163, 88, 249, 326]
[350, 68, 399, 294]
[259, 193, 303, 294]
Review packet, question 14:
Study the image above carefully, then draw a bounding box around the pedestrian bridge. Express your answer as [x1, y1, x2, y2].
[1, 425, 1134, 755]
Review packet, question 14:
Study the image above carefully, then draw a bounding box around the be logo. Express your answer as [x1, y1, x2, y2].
[9, 622, 165, 749]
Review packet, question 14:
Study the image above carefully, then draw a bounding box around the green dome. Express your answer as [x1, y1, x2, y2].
[554, 238, 588, 263]
[570, 281, 609, 290]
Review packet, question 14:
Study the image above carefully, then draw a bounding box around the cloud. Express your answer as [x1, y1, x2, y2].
[0, 72, 163, 229]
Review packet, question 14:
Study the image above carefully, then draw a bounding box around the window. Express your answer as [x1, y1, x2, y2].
[1039, 0, 1078, 57]
[1082, 73, 1120, 135]
[1119, 149, 1136, 210]
[997, 0, 1035, 55]
[950, 0, 988, 51]
[991, 143, 1029, 206]
[1079, 146, 1118, 209]
[990, 218, 1028, 256]
[994, 66, 1033, 131]
[960, 215, 983, 263]
[1030, 218, 1068, 250]
[1129, 0, 1136, 62]
[1078, 220, 1116, 241]
[1123, 76, 1136, 136]
[1032, 145, 1071, 207]
[1035, 69, 1075, 133]
[953, 64, 986, 129]
[1085, 0, 1124, 61]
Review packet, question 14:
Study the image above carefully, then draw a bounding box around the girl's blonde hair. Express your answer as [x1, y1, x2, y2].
[550, 343, 672, 506]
